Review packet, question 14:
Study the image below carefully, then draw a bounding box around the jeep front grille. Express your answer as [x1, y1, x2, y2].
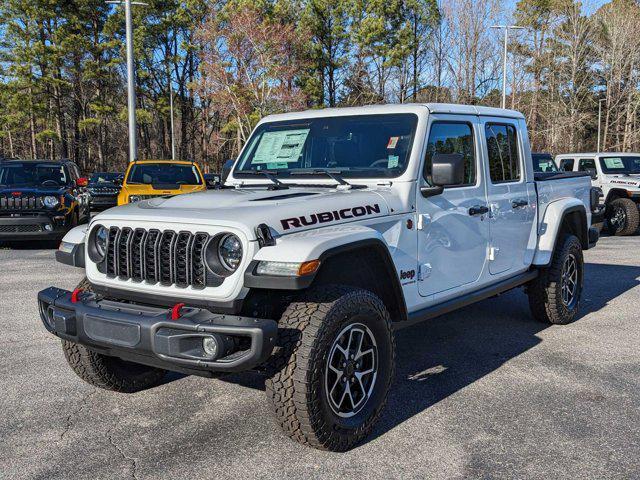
[0, 195, 44, 210]
[103, 227, 210, 289]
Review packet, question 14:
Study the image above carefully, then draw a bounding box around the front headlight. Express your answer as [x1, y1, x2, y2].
[129, 195, 141, 203]
[88, 225, 109, 262]
[43, 196, 59, 208]
[218, 234, 243, 271]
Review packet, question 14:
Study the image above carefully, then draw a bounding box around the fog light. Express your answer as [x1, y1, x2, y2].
[202, 336, 219, 358]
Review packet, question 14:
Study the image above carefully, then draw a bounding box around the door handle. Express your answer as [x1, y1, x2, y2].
[468, 205, 489, 216]
[511, 198, 529, 209]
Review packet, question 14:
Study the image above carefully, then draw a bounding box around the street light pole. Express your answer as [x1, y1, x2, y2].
[597, 98, 606, 153]
[107, 0, 148, 163]
[491, 25, 525, 109]
[168, 67, 176, 161]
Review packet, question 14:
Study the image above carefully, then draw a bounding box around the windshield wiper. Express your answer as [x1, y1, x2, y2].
[238, 170, 289, 190]
[289, 169, 370, 189]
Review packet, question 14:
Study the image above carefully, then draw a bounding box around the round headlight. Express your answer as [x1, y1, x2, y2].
[129, 195, 141, 203]
[218, 234, 242, 271]
[43, 196, 59, 208]
[89, 225, 109, 263]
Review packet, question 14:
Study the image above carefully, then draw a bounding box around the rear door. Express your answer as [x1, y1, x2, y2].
[416, 114, 490, 298]
[480, 118, 537, 276]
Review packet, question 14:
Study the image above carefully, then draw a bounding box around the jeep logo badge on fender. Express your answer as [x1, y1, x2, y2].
[281, 204, 381, 230]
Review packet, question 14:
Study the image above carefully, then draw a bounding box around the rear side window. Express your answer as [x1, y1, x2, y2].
[423, 122, 476, 186]
[559, 158, 575, 171]
[578, 158, 596, 171]
[485, 124, 521, 183]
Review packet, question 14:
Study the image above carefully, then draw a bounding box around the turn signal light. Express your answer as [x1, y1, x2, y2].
[298, 260, 321, 276]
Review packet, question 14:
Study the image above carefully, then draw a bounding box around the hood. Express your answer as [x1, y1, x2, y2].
[95, 186, 397, 239]
[606, 174, 640, 188]
[121, 183, 204, 195]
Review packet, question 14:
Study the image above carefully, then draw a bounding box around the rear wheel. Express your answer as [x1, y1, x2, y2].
[607, 198, 640, 236]
[265, 286, 395, 451]
[527, 234, 584, 325]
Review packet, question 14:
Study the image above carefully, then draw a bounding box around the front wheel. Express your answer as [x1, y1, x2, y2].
[527, 234, 584, 325]
[607, 198, 640, 236]
[265, 286, 395, 451]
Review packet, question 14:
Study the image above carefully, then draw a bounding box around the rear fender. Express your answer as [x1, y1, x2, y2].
[533, 198, 587, 266]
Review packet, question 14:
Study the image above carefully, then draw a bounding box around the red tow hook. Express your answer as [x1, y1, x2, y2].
[171, 303, 186, 321]
[71, 288, 83, 304]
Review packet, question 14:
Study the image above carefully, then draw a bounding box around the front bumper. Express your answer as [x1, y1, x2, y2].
[38, 287, 278, 375]
[89, 195, 118, 209]
[0, 214, 67, 240]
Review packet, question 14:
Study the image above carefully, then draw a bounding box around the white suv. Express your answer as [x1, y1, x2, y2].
[556, 153, 640, 235]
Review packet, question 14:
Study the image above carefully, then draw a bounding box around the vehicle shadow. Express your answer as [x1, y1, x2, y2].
[0, 239, 60, 250]
[213, 262, 640, 446]
[366, 261, 640, 444]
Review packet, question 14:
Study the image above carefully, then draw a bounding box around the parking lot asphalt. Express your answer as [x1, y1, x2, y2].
[1, 235, 639, 479]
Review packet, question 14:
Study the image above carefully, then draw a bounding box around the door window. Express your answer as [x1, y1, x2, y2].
[559, 158, 575, 171]
[423, 122, 476, 186]
[485, 124, 521, 183]
[578, 158, 596, 171]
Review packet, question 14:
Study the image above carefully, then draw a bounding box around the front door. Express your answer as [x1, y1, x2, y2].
[480, 118, 537, 276]
[417, 115, 490, 298]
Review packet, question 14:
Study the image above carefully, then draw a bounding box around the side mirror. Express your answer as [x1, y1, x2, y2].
[205, 175, 221, 189]
[585, 167, 597, 179]
[421, 153, 465, 198]
[76, 177, 88, 187]
[221, 159, 234, 184]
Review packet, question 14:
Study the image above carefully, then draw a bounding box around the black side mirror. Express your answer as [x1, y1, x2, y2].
[221, 160, 234, 184]
[421, 153, 465, 198]
[585, 167, 597, 179]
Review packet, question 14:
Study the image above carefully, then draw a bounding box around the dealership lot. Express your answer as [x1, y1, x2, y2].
[1, 235, 639, 479]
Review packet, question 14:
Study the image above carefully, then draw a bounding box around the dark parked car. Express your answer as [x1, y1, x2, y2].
[87, 172, 123, 210]
[203, 172, 221, 189]
[0, 159, 90, 241]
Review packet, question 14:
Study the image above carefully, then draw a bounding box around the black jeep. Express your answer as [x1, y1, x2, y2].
[87, 172, 123, 211]
[0, 159, 90, 242]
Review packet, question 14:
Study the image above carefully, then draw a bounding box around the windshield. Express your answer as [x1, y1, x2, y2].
[532, 154, 558, 173]
[90, 172, 121, 183]
[234, 114, 418, 179]
[126, 163, 202, 186]
[600, 156, 640, 174]
[0, 163, 69, 188]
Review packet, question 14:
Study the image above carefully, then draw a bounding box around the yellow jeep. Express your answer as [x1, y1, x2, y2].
[118, 160, 206, 205]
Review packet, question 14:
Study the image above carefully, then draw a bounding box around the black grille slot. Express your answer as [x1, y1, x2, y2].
[191, 233, 209, 289]
[175, 232, 193, 287]
[101, 227, 213, 288]
[106, 227, 120, 276]
[159, 231, 177, 286]
[130, 229, 147, 281]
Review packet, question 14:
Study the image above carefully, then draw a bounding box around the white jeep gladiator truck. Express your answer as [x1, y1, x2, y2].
[39, 104, 600, 451]
[556, 152, 640, 235]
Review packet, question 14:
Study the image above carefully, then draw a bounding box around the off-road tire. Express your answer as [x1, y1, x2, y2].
[62, 341, 166, 392]
[527, 234, 583, 325]
[265, 286, 395, 452]
[62, 277, 166, 392]
[607, 198, 640, 236]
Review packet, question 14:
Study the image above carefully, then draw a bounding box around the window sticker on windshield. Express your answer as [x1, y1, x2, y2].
[387, 137, 399, 149]
[603, 157, 625, 169]
[266, 162, 289, 170]
[252, 129, 310, 164]
[388, 155, 399, 168]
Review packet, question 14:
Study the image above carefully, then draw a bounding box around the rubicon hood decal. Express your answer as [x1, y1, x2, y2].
[281, 204, 381, 230]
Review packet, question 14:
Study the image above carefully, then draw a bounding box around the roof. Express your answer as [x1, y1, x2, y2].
[262, 103, 525, 123]
[0, 158, 73, 164]
[130, 159, 195, 165]
[556, 152, 640, 157]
